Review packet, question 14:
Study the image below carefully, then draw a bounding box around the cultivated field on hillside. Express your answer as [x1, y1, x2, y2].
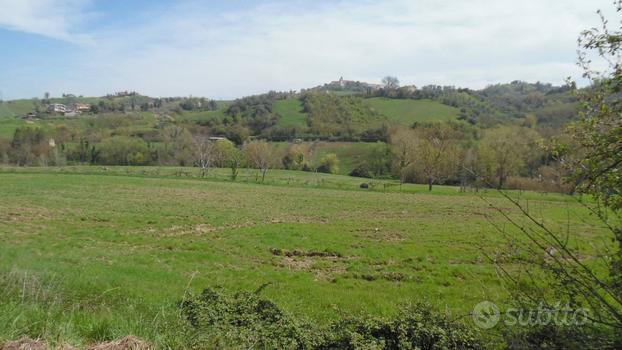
[364, 97, 460, 124]
[0, 166, 610, 347]
[274, 99, 308, 128]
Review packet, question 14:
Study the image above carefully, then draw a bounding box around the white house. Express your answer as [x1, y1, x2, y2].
[47, 104, 67, 113]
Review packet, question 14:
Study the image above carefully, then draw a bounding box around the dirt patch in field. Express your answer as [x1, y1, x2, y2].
[270, 248, 348, 281]
[151, 221, 256, 237]
[280, 256, 315, 270]
[353, 227, 406, 243]
[1, 338, 47, 350]
[349, 271, 410, 282]
[266, 215, 330, 225]
[278, 256, 348, 282]
[0, 205, 55, 223]
[1, 336, 150, 350]
[88, 336, 150, 350]
[270, 247, 342, 258]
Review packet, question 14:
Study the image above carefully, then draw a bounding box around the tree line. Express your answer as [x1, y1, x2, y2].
[0, 116, 569, 192]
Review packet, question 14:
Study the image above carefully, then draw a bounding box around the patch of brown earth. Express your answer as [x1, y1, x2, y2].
[1, 336, 150, 350]
[88, 336, 150, 350]
[1, 338, 47, 350]
[271, 248, 349, 281]
[353, 228, 406, 243]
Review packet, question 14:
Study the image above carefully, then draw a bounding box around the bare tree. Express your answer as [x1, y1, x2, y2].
[195, 136, 216, 177]
[382, 76, 400, 89]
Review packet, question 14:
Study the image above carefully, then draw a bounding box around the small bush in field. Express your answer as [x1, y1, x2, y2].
[316, 153, 339, 174]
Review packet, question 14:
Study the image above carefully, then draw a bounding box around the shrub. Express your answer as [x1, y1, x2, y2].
[283, 144, 311, 170]
[324, 305, 482, 349]
[316, 153, 339, 174]
[180, 287, 482, 350]
[180, 288, 318, 349]
[350, 163, 372, 178]
[503, 324, 617, 350]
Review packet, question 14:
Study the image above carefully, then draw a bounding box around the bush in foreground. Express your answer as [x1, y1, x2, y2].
[180, 287, 482, 349]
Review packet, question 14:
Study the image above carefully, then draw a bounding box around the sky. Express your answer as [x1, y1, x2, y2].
[0, 0, 616, 100]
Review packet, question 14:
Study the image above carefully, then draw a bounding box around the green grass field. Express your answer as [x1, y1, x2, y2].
[0, 166, 610, 347]
[0, 117, 28, 138]
[364, 98, 460, 124]
[0, 100, 38, 118]
[274, 99, 308, 128]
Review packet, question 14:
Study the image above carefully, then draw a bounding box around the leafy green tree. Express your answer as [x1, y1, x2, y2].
[389, 128, 418, 183]
[162, 126, 196, 166]
[411, 123, 461, 191]
[225, 124, 250, 145]
[367, 142, 392, 177]
[0, 137, 9, 164]
[9, 127, 51, 166]
[212, 139, 238, 168]
[477, 126, 539, 188]
[97, 136, 150, 165]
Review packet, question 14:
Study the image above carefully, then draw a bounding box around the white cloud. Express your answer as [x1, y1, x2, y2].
[0, 0, 92, 43]
[4, 0, 617, 98]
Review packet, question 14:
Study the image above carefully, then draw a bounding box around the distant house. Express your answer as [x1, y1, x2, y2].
[73, 103, 91, 112]
[48, 103, 68, 113]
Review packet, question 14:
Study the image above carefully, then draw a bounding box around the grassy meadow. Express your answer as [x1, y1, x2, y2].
[274, 99, 308, 128]
[364, 97, 460, 124]
[0, 166, 611, 347]
[0, 100, 38, 119]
